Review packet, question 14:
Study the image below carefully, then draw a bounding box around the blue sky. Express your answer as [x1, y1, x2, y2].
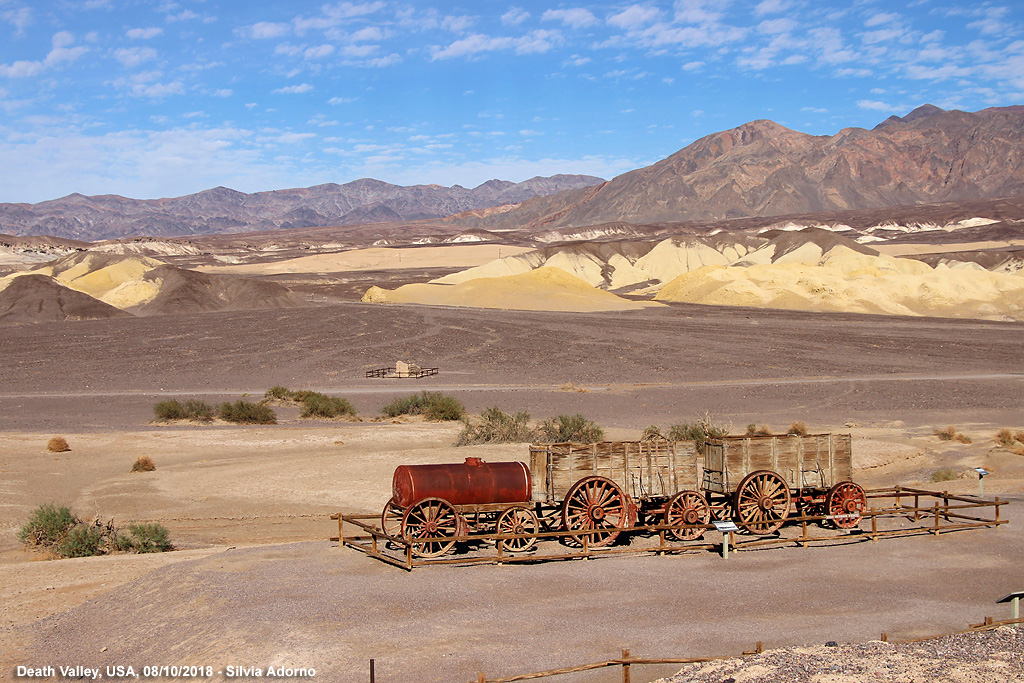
[0, 1, 1022, 203]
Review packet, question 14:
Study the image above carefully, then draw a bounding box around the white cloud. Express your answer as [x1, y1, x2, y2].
[112, 71, 185, 98]
[753, 0, 790, 16]
[273, 83, 314, 94]
[305, 44, 335, 59]
[758, 18, 796, 35]
[865, 12, 899, 28]
[857, 99, 902, 112]
[442, 15, 475, 32]
[242, 22, 291, 39]
[673, 0, 723, 25]
[275, 132, 316, 144]
[607, 5, 660, 29]
[3, 7, 33, 34]
[350, 26, 384, 41]
[126, 27, 163, 39]
[329, 96, 358, 104]
[542, 8, 598, 29]
[0, 32, 88, 78]
[808, 27, 857, 65]
[430, 30, 561, 60]
[501, 7, 530, 26]
[114, 46, 157, 67]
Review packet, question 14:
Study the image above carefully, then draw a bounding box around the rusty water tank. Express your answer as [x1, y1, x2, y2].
[392, 457, 531, 508]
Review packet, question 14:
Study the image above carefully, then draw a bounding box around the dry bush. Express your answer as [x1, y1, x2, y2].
[641, 425, 665, 441]
[934, 425, 958, 441]
[538, 414, 604, 444]
[954, 433, 973, 444]
[46, 436, 70, 453]
[745, 423, 773, 437]
[930, 467, 959, 482]
[1013, 444, 1024, 456]
[131, 456, 156, 472]
[995, 428, 1015, 447]
[456, 407, 537, 446]
[1016, 430, 1024, 444]
[787, 421, 809, 436]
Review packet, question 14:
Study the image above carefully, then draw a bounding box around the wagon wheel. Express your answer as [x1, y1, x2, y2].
[401, 497, 461, 558]
[664, 490, 712, 541]
[825, 481, 867, 529]
[495, 506, 539, 552]
[561, 476, 635, 548]
[380, 497, 404, 547]
[733, 470, 791, 535]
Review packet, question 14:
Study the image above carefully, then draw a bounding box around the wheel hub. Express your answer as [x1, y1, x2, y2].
[683, 509, 699, 524]
[758, 497, 775, 512]
[589, 506, 606, 522]
[424, 521, 438, 534]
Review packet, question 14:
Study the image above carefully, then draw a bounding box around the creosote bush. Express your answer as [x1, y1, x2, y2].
[46, 436, 70, 453]
[131, 456, 156, 472]
[263, 386, 358, 419]
[456, 407, 537, 446]
[668, 413, 731, 442]
[641, 425, 665, 441]
[995, 428, 1024, 449]
[381, 391, 465, 421]
[787, 421, 809, 436]
[218, 400, 277, 425]
[153, 399, 214, 422]
[934, 425, 958, 441]
[746, 424, 773, 437]
[537, 414, 604, 444]
[931, 467, 959, 482]
[18, 504, 173, 558]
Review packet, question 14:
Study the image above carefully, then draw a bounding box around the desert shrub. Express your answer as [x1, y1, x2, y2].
[456, 407, 537, 446]
[111, 532, 135, 552]
[131, 456, 156, 472]
[934, 425, 958, 441]
[56, 524, 105, 558]
[127, 523, 173, 553]
[538, 414, 604, 444]
[153, 398, 214, 421]
[669, 413, 730, 442]
[18, 503, 79, 547]
[46, 436, 70, 453]
[381, 391, 465, 421]
[641, 425, 665, 441]
[264, 385, 292, 400]
[1016, 430, 1024, 444]
[954, 433, 973, 444]
[745, 423, 773, 437]
[931, 467, 959, 482]
[299, 393, 357, 419]
[995, 428, 1022, 447]
[787, 421, 809, 436]
[219, 400, 277, 425]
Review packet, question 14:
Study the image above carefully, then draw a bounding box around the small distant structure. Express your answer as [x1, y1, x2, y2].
[366, 360, 439, 379]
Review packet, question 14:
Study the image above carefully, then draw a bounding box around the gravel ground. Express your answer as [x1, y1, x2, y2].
[656, 625, 1024, 683]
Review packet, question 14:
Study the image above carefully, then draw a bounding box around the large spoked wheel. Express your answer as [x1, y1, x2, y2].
[401, 497, 461, 558]
[664, 490, 712, 541]
[733, 470, 791, 535]
[495, 506, 539, 552]
[826, 481, 867, 529]
[561, 476, 635, 548]
[381, 497, 404, 542]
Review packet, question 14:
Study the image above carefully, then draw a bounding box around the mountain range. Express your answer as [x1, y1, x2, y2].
[0, 175, 604, 242]
[3, 104, 1024, 243]
[454, 104, 1024, 231]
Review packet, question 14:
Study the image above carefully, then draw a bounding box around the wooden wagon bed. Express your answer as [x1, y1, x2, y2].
[702, 433, 853, 494]
[529, 440, 701, 504]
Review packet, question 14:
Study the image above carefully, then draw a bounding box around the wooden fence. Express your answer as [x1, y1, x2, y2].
[332, 487, 1007, 571]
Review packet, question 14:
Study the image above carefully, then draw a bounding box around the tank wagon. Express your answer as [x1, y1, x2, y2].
[382, 433, 864, 558]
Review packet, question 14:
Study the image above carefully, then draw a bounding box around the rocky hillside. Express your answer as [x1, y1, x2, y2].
[461, 105, 1024, 231]
[0, 175, 604, 241]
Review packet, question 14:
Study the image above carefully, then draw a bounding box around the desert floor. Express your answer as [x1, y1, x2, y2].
[1, 300, 1022, 682]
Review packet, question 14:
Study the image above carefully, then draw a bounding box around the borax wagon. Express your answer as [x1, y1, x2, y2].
[379, 433, 866, 558]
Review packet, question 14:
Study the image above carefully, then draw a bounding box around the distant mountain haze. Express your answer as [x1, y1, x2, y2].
[0, 175, 605, 241]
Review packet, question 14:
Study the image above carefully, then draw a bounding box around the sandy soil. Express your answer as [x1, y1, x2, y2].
[1, 300, 1022, 682]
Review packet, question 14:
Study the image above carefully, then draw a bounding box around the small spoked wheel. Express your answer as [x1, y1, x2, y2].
[733, 470, 791, 535]
[495, 506, 539, 552]
[825, 481, 867, 529]
[664, 490, 712, 541]
[401, 497, 461, 558]
[380, 497, 404, 544]
[561, 476, 634, 547]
